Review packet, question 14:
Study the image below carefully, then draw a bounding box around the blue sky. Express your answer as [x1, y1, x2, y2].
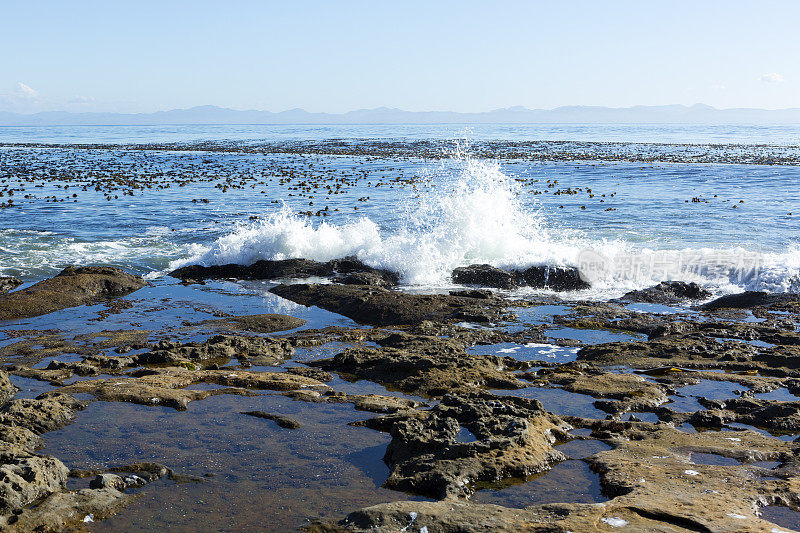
[1, 1, 797, 113]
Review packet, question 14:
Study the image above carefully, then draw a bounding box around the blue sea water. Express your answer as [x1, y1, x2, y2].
[2, 122, 800, 145]
[0, 123, 798, 298]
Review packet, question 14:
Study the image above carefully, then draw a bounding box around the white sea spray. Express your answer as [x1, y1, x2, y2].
[170, 151, 800, 299]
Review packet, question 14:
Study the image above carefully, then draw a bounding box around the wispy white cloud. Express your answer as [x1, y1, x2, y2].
[761, 73, 785, 83]
[0, 85, 118, 113]
[0, 82, 129, 113]
[0, 83, 45, 112]
[15, 82, 40, 99]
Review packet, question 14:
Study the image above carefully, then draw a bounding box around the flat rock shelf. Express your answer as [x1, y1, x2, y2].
[0, 266, 799, 532]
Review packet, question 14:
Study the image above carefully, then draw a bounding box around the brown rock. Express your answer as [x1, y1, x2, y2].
[0, 372, 17, 405]
[359, 392, 569, 499]
[0, 395, 81, 435]
[0, 266, 146, 320]
[0, 454, 69, 513]
[201, 313, 307, 333]
[240, 411, 302, 429]
[310, 345, 526, 397]
[54, 368, 328, 411]
[540, 366, 669, 414]
[137, 334, 293, 367]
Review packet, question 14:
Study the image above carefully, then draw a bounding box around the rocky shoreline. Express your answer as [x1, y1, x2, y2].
[0, 263, 799, 531]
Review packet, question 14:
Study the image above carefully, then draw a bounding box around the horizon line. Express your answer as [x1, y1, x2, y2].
[4, 120, 800, 129]
[4, 102, 800, 116]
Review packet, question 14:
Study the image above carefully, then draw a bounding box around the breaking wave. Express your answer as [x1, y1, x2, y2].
[172, 153, 800, 298]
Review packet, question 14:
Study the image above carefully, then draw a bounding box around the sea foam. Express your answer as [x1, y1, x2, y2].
[172, 153, 800, 298]
[175, 155, 577, 284]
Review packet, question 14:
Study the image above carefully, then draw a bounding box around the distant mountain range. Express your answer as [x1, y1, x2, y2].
[2, 104, 800, 126]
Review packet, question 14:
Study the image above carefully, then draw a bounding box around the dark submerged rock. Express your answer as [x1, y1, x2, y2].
[452, 264, 518, 289]
[0, 266, 146, 320]
[451, 264, 590, 291]
[270, 283, 506, 326]
[620, 281, 711, 304]
[170, 256, 399, 285]
[517, 265, 590, 291]
[240, 411, 302, 429]
[331, 271, 396, 287]
[448, 289, 495, 299]
[701, 291, 800, 310]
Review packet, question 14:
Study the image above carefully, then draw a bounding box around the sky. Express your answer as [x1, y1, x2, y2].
[1, 1, 798, 114]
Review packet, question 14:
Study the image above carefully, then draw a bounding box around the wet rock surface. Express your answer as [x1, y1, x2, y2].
[0, 454, 70, 514]
[0, 372, 15, 405]
[2, 269, 800, 531]
[0, 266, 146, 320]
[695, 397, 800, 432]
[452, 264, 518, 289]
[331, 271, 396, 288]
[358, 392, 569, 499]
[138, 334, 294, 367]
[448, 288, 496, 299]
[619, 280, 711, 303]
[451, 263, 590, 291]
[517, 265, 591, 291]
[53, 367, 325, 410]
[201, 313, 307, 333]
[701, 290, 800, 311]
[171, 257, 399, 286]
[0, 368, 157, 531]
[553, 300, 673, 337]
[304, 289, 800, 533]
[241, 410, 303, 429]
[317, 420, 800, 533]
[309, 343, 526, 397]
[0, 394, 82, 434]
[535, 364, 669, 414]
[271, 283, 509, 326]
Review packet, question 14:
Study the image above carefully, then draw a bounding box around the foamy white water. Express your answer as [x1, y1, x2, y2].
[171, 154, 800, 299]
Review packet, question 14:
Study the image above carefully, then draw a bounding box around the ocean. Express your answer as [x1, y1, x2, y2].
[3, 123, 800, 531]
[1, 123, 798, 299]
